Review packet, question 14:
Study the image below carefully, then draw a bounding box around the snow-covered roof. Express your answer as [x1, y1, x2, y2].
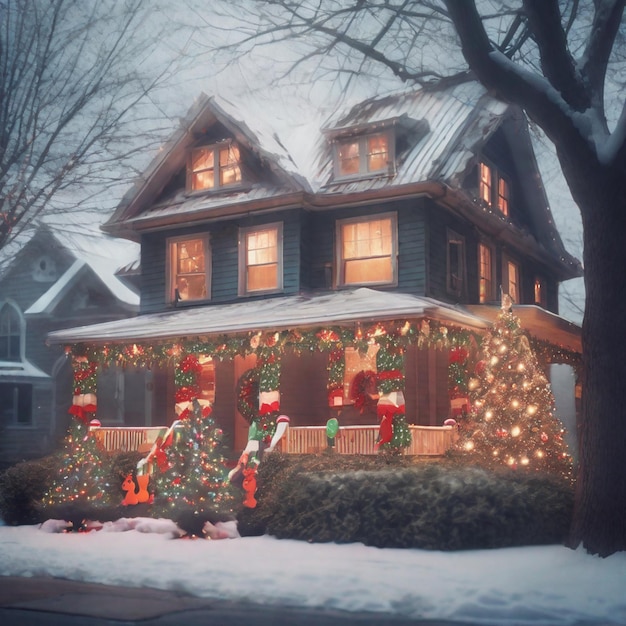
[3, 219, 140, 314]
[0, 359, 49, 379]
[47, 288, 488, 344]
[318, 80, 507, 191]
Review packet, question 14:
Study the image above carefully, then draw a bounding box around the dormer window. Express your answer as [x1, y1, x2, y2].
[479, 161, 510, 216]
[187, 142, 242, 192]
[335, 132, 393, 179]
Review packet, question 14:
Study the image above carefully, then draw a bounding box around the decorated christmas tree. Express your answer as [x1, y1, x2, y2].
[455, 295, 573, 482]
[153, 399, 236, 520]
[43, 416, 111, 508]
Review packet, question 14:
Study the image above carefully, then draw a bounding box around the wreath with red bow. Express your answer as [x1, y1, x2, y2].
[236, 368, 260, 424]
[350, 370, 378, 413]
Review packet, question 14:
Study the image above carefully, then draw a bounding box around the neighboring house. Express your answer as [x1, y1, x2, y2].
[0, 222, 139, 467]
[47, 80, 583, 458]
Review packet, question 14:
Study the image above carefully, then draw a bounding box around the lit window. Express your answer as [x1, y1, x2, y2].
[335, 132, 392, 178]
[0, 383, 32, 425]
[479, 162, 492, 206]
[168, 236, 210, 303]
[478, 161, 510, 216]
[188, 143, 241, 192]
[239, 223, 283, 295]
[337, 214, 397, 287]
[343, 344, 379, 406]
[0, 302, 22, 362]
[478, 243, 493, 303]
[506, 260, 520, 303]
[447, 230, 466, 297]
[497, 177, 510, 216]
[534, 277, 546, 307]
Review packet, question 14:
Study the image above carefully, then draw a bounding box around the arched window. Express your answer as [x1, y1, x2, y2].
[0, 302, 22, 362]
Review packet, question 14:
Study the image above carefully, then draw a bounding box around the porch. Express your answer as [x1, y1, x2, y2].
[91, 423, 458, 456]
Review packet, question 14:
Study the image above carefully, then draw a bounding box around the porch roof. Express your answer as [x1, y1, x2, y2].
[47, 288, 489, 345]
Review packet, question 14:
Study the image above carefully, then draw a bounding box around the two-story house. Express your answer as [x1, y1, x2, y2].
[47, 80, 582, 458]
[0, 221, 139, 467]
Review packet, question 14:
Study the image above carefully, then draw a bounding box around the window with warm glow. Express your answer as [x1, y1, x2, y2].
[506, 259, 520, 303]
[188, 143, 241, 192]
[0, 302, 22, 362]
[335, 132, 392, 178]
[479, 162, 492, 205]
[337, 213, 397, 287]
[534, 277, 547, 307]
[478, 161, 510, 216]
[168, 236, 209, 303]
[343, 344, 379, 405]
[497, 177, 510, 216]
[478, 243, 493, 303]
[239, 223, 283, 295]
[447, 230, 466, 297]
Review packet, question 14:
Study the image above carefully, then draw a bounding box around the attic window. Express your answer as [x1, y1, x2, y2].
[334, 131, 394, 179]
[187, 142, 242, 192]
[479, 161, 510, 216]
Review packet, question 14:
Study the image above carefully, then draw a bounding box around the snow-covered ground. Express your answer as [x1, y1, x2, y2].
[1, 519, 625, 625]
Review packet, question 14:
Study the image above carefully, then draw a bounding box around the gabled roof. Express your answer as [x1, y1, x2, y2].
[0, 219, 139, 312]
[102, 80, 581, 278]
[103, 94, 311, 239]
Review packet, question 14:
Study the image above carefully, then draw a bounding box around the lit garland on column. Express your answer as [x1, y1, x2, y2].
[318, 329, 344, 406]
[374, 326, 412, 451]
[152, 399, 235, 517]
[454, 296, 573, 482]
[43, 355, 109, 507]
[174, 353, 203, 419]
[254, 332, 282, 443]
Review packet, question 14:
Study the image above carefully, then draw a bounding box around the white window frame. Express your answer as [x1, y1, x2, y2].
[0, 301, 24, 363]
[166, 234, 211, 305]
[478, 160, 510, 217]
[478, 242, 495, 303]
[333, 130, 395, 180]
[0, 382, 33, 427]
[186, 141, 242, 193]
[446, 229, 467, 297]
[238, 222, 284, 296]
[335, 212, 398, 288]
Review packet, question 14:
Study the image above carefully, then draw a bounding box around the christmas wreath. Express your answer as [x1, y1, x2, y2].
[236, 368, 260, 424]
[350, 370, 378, 413]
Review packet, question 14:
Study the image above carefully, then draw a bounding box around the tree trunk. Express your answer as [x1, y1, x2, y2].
[563, 154, 626, 556]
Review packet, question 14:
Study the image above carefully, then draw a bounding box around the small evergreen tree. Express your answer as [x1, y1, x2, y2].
[43, 417, 111, 507]
[456, 296, 573, 482]
[153, 399, 235, 519]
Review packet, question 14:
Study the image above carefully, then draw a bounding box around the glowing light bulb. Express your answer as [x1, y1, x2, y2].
[485, 410, 493, 421]
[526, 405, 537, 415]
[464, 441, 475, 451]
[520, 457, 529, 466]
[511, 399, 520, 409]
[511, 425, 521, 437]
[490, 356, 499, 366]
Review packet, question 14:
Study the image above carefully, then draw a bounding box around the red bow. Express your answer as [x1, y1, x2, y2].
[68, 403, 97, 424]
[259, 401, 280, 415]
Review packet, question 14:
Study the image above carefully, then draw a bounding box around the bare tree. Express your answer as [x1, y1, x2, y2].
[198, 0, 626, 556]
[0, 0, 177, 250]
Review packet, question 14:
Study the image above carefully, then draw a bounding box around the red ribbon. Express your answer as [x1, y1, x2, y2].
[377, 369, 403, 381]
[259, 401, 280, 415]
[376, 404, 405, 420]
[68, 403, 97, 424]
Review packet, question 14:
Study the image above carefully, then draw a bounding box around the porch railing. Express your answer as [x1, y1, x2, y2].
[91, 424, 457, 456]
[282, 424, 458, 456]
[91, 427, 166, 453]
